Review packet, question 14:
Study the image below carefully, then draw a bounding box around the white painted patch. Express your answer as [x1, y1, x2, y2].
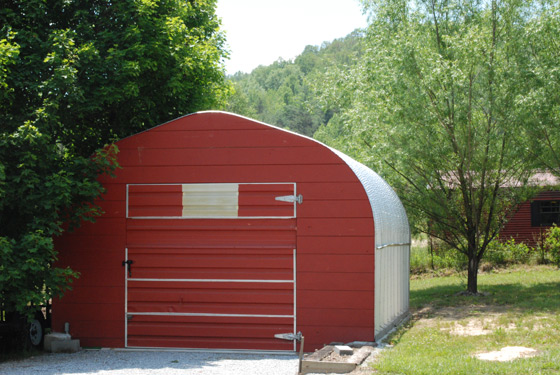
[182, 183, 239, 217]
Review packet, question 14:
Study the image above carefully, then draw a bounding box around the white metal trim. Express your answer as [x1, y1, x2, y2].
[376, 242, 412, 250]
[117, 347, 296, 355]
[127, 215, 296, 220]
[128, 278, 294, 283]
[127, 312, 295, 319]
[126, 185, 129, 218]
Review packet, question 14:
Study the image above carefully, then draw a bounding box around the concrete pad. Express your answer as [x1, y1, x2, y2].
[50, 339, 81, 353]
[44, 332, 80, 353]
[334, 345, 353, 356]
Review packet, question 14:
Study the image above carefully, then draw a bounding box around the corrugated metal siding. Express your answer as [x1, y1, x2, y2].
[501, 191, 560, 247]
[374, 245, 409, 338]
[330, 150, 410, 338]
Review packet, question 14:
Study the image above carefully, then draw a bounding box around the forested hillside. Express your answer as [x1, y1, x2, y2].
[224, 30, 364, 137]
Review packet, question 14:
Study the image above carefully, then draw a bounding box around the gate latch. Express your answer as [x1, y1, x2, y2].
[122, 259, 134, 277]
[275, 194, 303, 204]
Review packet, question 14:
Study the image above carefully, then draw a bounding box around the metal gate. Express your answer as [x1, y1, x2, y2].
[124, 183, 299, 351]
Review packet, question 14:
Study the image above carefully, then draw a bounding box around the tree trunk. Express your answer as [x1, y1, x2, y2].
[467, 255, 479, 294]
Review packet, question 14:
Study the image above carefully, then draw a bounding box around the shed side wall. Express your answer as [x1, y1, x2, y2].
[331, 150, 410, 339]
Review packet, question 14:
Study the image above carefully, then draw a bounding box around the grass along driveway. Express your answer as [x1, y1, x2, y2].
[371, 266, 560, 374]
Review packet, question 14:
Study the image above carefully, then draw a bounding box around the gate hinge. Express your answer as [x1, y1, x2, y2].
[275, 194, 303, 204]
[274, 331, 302, 342]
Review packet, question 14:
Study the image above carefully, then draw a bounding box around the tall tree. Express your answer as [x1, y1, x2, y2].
[0, 0, 229, 318]
[1, 0, 229, 157]
[318, 0, 543, 293]
[516, 2, 560, 176]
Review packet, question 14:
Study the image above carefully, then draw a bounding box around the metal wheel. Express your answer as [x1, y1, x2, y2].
[28, 314, 45, 348]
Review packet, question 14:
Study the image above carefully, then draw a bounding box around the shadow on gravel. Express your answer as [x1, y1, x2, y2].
[0, 350, 299, 375]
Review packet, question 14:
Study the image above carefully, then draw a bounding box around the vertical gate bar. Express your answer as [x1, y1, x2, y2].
[126, 184, 129, 218]
[124, 247, 128, 347]
[293, 183, 297, 218]
[293, 248, 297, 352]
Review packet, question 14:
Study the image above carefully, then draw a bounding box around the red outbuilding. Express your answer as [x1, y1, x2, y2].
[53, 111, 410, 352]
[500, 189, 560, 247]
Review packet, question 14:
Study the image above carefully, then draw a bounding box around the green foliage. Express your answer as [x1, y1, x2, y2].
[1, 0, 230, 157]
[410, 243, 466, 275]
[515, 2, 560, 176]
[315, 0, 553, 293]
[224, 30, 365, 136]
[544, 224, 560, 267]
[1, 0, 228, 318]
[485, 238, 531, 266]
[0, 124, 118, 318]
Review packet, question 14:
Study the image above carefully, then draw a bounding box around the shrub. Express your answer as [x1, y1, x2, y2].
[544, 224, 560, 267]
[484, 238, 531, 266]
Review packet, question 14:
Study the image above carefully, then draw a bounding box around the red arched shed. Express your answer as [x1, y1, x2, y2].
[53, 111, 410, 352]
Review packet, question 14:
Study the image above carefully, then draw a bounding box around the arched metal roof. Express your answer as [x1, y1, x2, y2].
[331, 149, 410, 249]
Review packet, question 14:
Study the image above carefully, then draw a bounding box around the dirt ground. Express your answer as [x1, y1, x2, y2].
[411, 305, 539, 362]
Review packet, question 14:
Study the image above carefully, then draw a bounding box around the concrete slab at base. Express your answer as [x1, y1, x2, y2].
[44, 333, 80, 353]
[300, 345, 374, 374]
[334, 345, 353, 356]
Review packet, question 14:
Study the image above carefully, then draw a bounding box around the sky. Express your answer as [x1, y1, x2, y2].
[216, 0, 369, 75]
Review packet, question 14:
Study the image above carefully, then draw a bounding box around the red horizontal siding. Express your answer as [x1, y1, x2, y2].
[54, 112, 377, 351]
[500, 191, 560, 247]
[127, 283, 294, 316]
[113, 164, 357, 184]
[297, 273, 374, 291]
[298, 218, 374, 237]
[129, 248, 293, 280]
[297, 236, 375, 255]
[118, 129, 313, 149]
[118, 146, 341, 167]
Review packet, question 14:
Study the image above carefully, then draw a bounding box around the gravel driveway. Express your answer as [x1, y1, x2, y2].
[0, 349, 299, 375]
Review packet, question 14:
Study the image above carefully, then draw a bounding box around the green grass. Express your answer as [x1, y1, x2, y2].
[372, 265, 560, 375]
